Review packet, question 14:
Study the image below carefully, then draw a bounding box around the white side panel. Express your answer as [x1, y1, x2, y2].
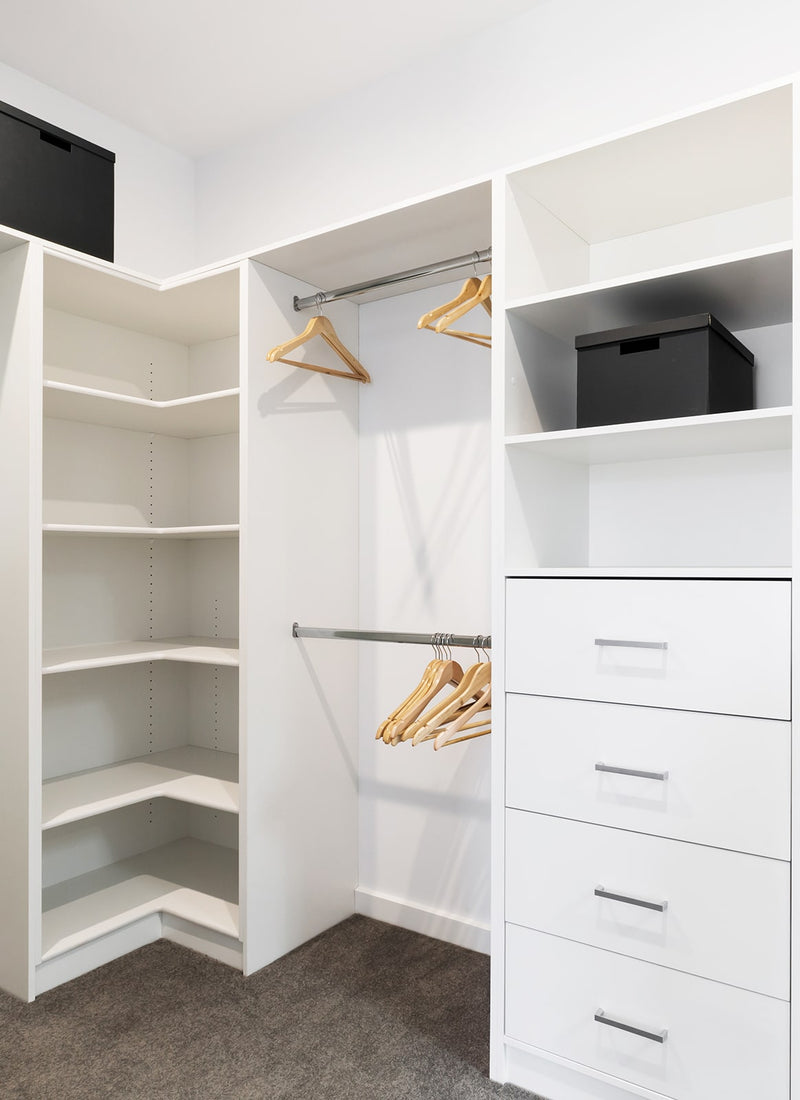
[357, 282, 492, 937]
[0, 243, 40, 1000]
[242, 260, 359, 975]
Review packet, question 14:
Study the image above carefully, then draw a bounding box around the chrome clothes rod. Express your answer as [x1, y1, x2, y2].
[293, 247, 492, 312]
[292, 624, 491, 649]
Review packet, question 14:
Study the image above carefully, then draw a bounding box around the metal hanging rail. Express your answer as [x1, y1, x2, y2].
[293, 247, 492, 312]
[292, 624, 491, 649]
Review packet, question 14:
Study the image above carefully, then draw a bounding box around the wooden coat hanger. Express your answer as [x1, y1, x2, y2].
[417, 278, 481, 333]
[408, 661, 492, 746]
[432, 681, 491, 750]
[433, 274, 492, 348]
[267, 314, 371, 383]
[376, 655, 464, 744]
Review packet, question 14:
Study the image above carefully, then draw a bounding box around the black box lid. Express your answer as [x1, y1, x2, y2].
[575, 313, 754, 365]
[0, 99, 115, 162]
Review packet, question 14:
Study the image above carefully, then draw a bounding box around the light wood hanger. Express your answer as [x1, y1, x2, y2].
[433, 274, 492, 348]
[433, 682, 491, 750]
[408, 661, 492, 746]
[417, 278, 481, 332]
[376, 657, 464, 745]
[267, 314, 371, 383]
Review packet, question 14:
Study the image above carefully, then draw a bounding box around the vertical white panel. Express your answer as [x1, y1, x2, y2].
[241, 260, 358, 975]
[357, 282, 492, 937]
[0, 243, 40, 999]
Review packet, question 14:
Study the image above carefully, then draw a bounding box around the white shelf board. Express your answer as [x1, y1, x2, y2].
[507, 87, 792, 245]
[251, 181, 491, 303]
[41, 838, 239, 960]
[43, 747, 239, 830]
[44, 253, 239, 345]
[506, 245, 792, 342]
[505, 407, 792, 465]
[43, 637, 239, 675]
[43, 523, 239, 539]
[43, 381, 240, 438]
[506, 567, 792, 580]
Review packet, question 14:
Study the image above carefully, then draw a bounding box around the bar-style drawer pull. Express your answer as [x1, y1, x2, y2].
[595, 886, 668, 912]
[595, 762, 668, 782]
[595, 638, 668, 650]
[595, 1008, 668, 1044]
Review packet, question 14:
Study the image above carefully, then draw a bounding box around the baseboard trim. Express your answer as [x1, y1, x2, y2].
[162, 915, 243, 970]
[354, 887, 490, 955]
[35, 913, 162, 995]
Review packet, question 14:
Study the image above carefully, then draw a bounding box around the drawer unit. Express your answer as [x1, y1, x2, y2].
[505, 578, 791, 719]
[505, 925, 789, 1100]
[506, 810, 789, 998]
[505, 694, 790, 859]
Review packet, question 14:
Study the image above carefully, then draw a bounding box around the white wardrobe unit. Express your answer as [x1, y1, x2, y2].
[491, 79, 796, 1100]
[0, 178, 495, 1002]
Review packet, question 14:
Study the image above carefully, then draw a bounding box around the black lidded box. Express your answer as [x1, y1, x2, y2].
[0, 100, 115, 262]
[575, 313, 754, 429]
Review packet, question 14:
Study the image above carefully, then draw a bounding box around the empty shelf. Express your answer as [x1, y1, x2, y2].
[43, 747, 239, 829]
[44, 381, 240, 438]
[506, 407, 792, 465]
[42, 637, 239, 674]
[41, 838, 239, 960]
[43, 523, 239, 539]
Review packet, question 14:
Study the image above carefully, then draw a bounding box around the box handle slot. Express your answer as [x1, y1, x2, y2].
[620, 335, 660, 354]
[40, 130, 71, 153]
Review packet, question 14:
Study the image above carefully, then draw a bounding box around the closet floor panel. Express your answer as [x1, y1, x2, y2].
[43, 747, 240, 828]
[41, 838, 239, 959]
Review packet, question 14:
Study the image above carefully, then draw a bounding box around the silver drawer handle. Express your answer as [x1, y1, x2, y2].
[595, 1008, 668, 1044]
[595, 762, 668, 782]
[595, 638, 668, 651]
[595, 886, 668, 913]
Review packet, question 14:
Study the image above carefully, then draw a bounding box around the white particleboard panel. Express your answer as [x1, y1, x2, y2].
[43, 382, 240, 437]
[43, 746, 239, 828]
[241, 259, 359, 974]
[42, 638, 239, 674]
[0, 241, 40, 1001]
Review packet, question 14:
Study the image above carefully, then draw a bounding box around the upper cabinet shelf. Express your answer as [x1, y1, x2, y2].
[43, 381, 240, 438]
[505, 85, 792, 301]
[506, 244, 792, 343]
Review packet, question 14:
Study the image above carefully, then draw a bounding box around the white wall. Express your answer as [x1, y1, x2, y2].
[194, 0, 800, 265]
[356, 282, 492, 949]
[0, 62, 194, 276]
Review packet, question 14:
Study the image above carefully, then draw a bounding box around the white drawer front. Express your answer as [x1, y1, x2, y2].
[506, 925, 789, 1100]
[506, 810, 789, 999]
[506, 578, 790, 719]
[506, 694, 790, 859]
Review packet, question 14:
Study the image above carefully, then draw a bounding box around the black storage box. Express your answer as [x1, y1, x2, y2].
[0, 100, 114, 261]
[575, 313, 754, 428]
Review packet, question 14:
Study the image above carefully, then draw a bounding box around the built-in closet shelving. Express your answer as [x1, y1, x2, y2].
[36, 253, 242, 992]
[493, 80, 796, 1100]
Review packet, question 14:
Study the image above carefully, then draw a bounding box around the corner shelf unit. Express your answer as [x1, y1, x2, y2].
[33, 251, 243, 993]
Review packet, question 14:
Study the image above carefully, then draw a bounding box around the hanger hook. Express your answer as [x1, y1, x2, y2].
[471, 251, 481, 278]
[315, 292, 326, 316]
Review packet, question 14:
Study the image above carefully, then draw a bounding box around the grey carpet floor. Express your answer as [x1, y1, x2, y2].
[0, 915, 539, 1100]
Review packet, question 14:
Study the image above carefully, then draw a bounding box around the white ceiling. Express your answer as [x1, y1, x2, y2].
[0, 0, 540, 158]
